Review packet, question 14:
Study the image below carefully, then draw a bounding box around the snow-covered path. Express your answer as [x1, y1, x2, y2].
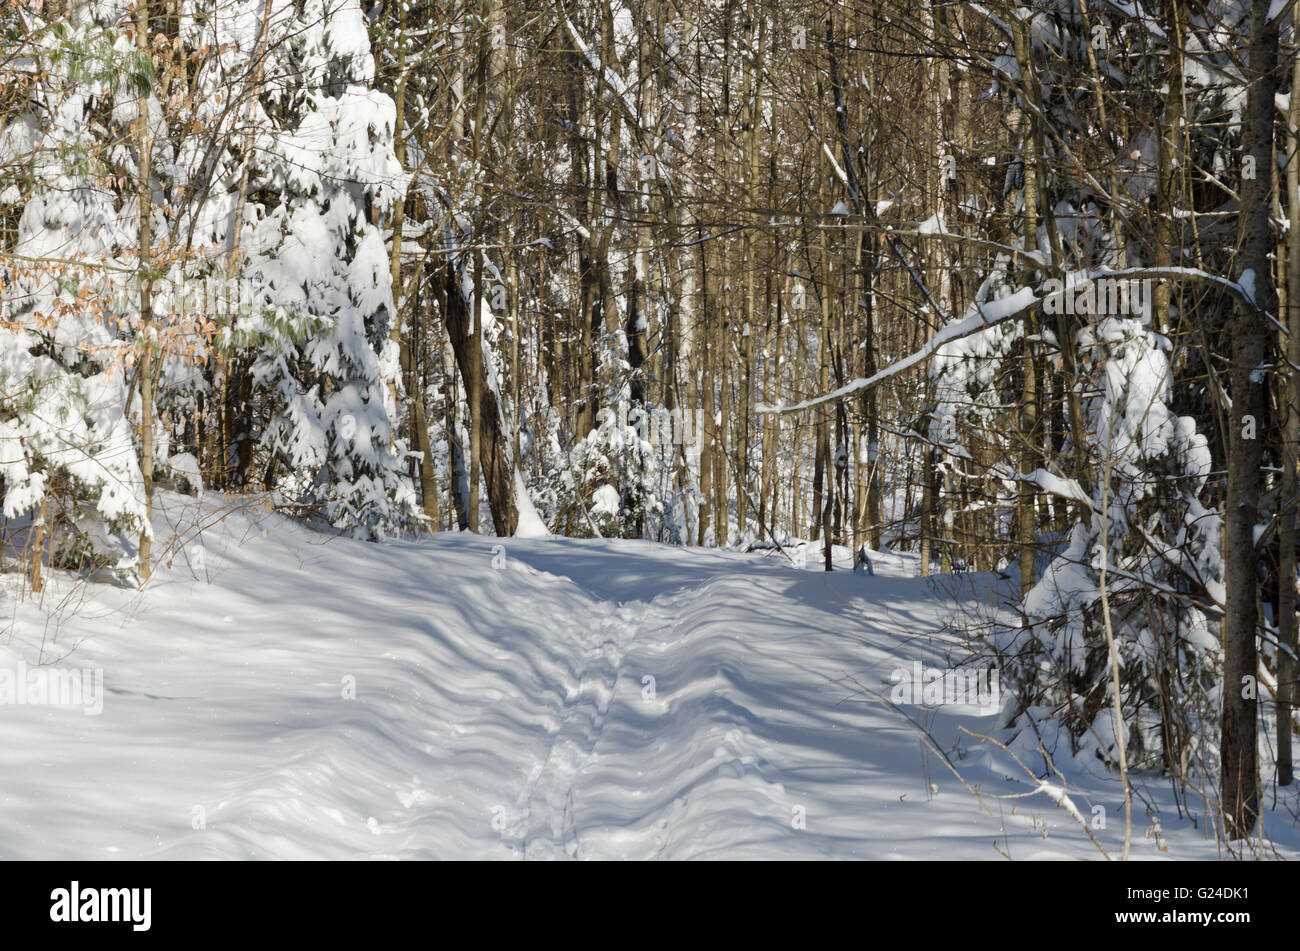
[1, 494, 1289, 859]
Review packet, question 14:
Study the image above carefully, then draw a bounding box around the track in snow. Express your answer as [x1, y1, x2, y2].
[3, 492, 1292, 860]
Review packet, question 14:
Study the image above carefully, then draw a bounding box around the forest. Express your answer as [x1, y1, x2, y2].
[1, 0, 1298, 861]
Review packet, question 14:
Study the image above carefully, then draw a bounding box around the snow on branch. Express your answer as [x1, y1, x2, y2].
[561, 16, 640, 127]
[760, 266, 1271, 416]
[758, 285, 1037, 415]
[1020, 469, 1094, 509]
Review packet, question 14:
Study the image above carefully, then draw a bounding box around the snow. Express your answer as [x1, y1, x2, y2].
[1, 490, 1292, 860]
[1239, 267, 1256, 304]
[1, 0, 1294, 866]
[164, 452, 203, 498]
[590, 484, 620, 517]
[512, 469, 550, 538]
[562, 17, 639, 123]
[761, 286, 1039, 414]
[1022, 468, 1093, 509]
[766, 264, 1273, 416]
[918, 211, 948, 235]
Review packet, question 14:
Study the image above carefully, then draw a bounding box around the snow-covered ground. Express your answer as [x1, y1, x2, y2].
[1, 492, 1295, 859]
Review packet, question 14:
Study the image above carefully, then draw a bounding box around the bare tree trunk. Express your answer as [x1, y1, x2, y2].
[444, 263, 518, 536]
[412, 281, 440, 528]
[386, 4, 438, 528]
[29, 491, 47, 594]
[1222, 0, 1278, 838]
[1280, 1, 1300, 786]
[697, 231, 713, 546]
[1012, 17, 1040, 600]
[441, 310, 470, 531]
[467, 251, 483, 533]
[1153, 2, 1185, 337]
[136, 0, 155, 580]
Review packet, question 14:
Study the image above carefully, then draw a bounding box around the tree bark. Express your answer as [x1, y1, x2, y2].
[136, 0, 155, 580]
[1280, 0, 1300, 786]
[444, 262, 518, 536]
[1221, 0, 1278, 838]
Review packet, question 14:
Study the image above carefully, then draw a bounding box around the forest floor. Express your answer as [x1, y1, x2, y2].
[1, 491, 1295, 860]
